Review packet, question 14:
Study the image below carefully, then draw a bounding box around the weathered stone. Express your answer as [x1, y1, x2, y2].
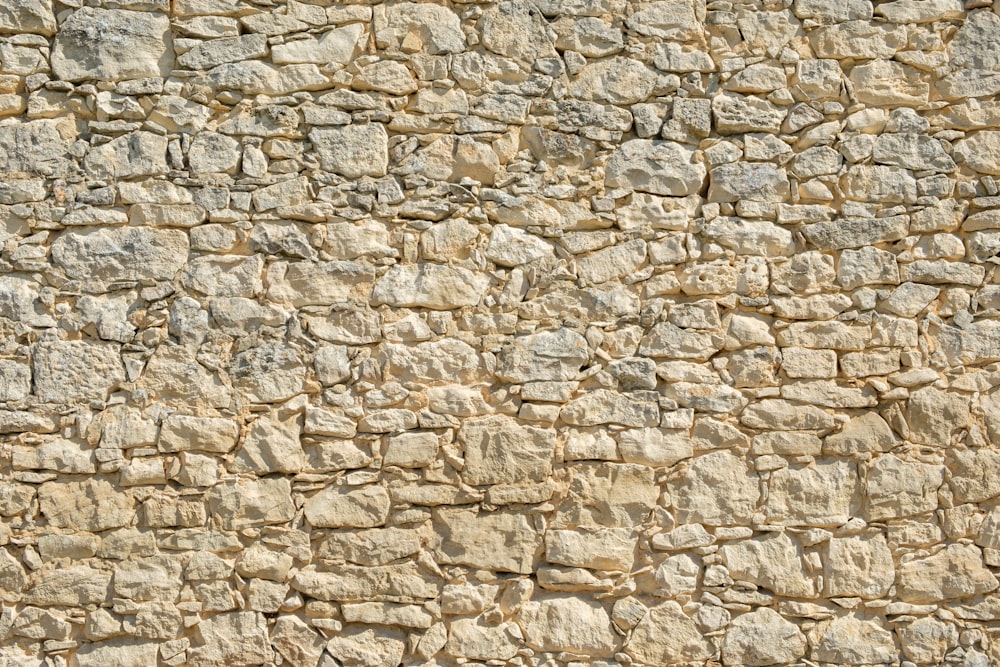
[552, 463, 658, 528]
[375, 3, 465, 54]
[459, 415, 556, 485]
[24, 566, 111, 606]
[809, 615, 896, 665]
[560, 389, 659, 427]
[626, 600, 713, 665]
[864, 455, 943, 521]
[304, 484, 390, 528]
[670, 451, 760, 526]
[0, 0, 55, 36]
[38, 478, 133, 532]
[205, 478, 295, 530]
[519, 597, 620, 657]
[823, 534, 894, 599]
[445, 619, 519, 660]
[188, 612, 273, 667]
[311, 124, 388, 178]
[765, 460, 858, 526]
[291, 563, 437, 602]
[433, 508, 541, 573]
[52, 227, 188, 290]
[52, 9, 173, 81]
[605, 140, 707, 196]
[722, 608, 807, 667]
[371, 264, 489, 310]
[897, 543, 998, 603]
[723, 532, 815, 597]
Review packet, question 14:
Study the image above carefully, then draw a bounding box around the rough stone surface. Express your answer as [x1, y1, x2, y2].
[1, 3, 998, 664]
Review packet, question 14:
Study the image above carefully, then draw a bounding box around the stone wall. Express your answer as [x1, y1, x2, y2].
[1, 0, 1000, 664]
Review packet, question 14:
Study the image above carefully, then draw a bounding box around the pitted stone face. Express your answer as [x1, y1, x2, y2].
[3, 1, 1000, 665]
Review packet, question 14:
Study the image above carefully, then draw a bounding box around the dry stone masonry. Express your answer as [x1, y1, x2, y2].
[3, 0, 1000, 665]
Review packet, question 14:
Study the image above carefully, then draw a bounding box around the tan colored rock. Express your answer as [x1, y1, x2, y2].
[310, 124, 389, 178]
[605, 140, 707, 196]
[291, 563, 437, 602]
[38, 478, 133, 532]
[325, 627, 405, 667]
[519, 596, 620, 658]
[304, 484, 390, 528]
[897, 543, 998, 603]
[906, 386, 970, 446]
[188, 612, 273, 667]
[766, 460, 858, 526]
[24, 566, 110, 606]
[626, 600, 713, 665]
[445, 619, 519, 660]
[722, 608, 807, 666]
[809, 615, 896, 665]
[823, 534, 894, 599]
[553, 462, 657, 528]
[898, 617, 958, 665]
[670, 451, 761, 526]
[864, 455, 943, 521]
[52, 227, 189, 290]
[459, 415, 556, 485]
[371, 264, 489, 310]
[433, 508, 541, 574]
[51, 8, 173, 81]
[721, 532, 816, 598]
[205, 478, 295, 530]
[545, 527, 636, 571]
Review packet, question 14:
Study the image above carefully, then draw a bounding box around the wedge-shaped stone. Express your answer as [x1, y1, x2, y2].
[371, 264, 489, 310]
[433, 508, 541, 574]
